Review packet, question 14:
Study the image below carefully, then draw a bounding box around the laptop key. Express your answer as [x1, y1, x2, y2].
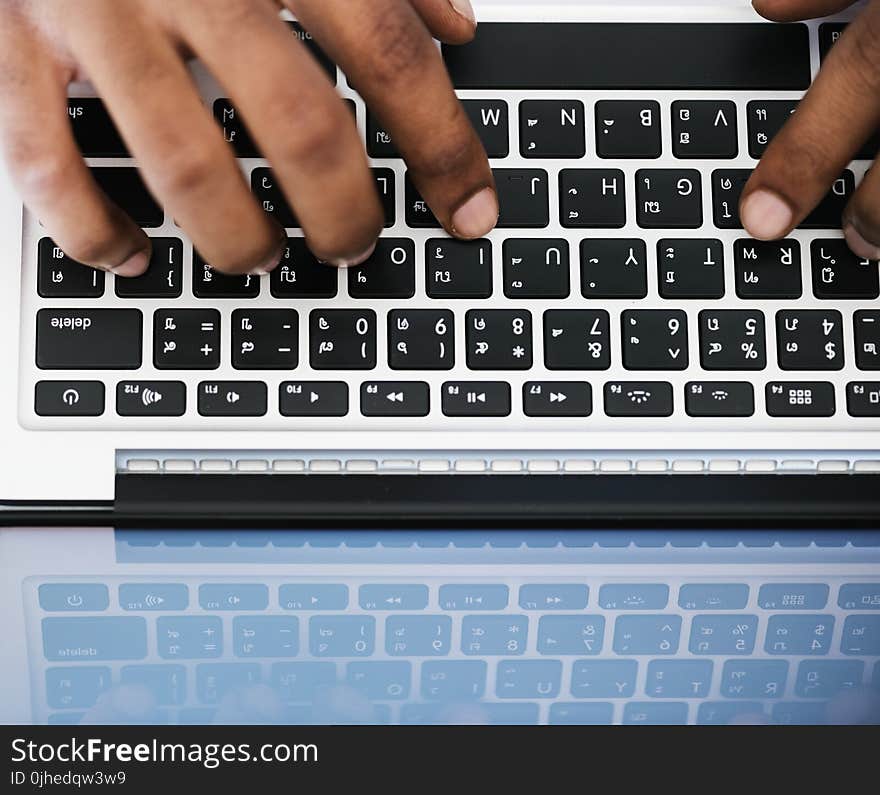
[39, 583, 110, 611]
[421, 660, 486, 700]
[366, 111, 397, 158]
[114, 239, 184, 298]
[581, 239, 648, 299]
[734, 239, 803, 299]
[543, 310, 611, 370]
[604, 381, 674, 417]
[37, 309, 142, 370]
[361, 381, 430, 417]
[279, 382, 348, 417]
[46, 667, 111, 709]
[197, 382, 267, 417]
[462, 615, 528, 655]
[747, 100, 798, 159]
[811, 240, 879, 299]
[636, 169, 702, 228]
[766, 615, 834, 655]
[599, 584, 669, 610]
[721, 660, 788, 699]
[841, 615, 880, 655]
[348, 661, 411, 700]
[549, 703, 614, 725]
[37, 239, 104, 298]
[389, 310, 454, 370]
[462, 99, 510, 158]
[35, 381, 105, 417]
[310, 310, 377, 370]
[405, 175, 440, 227]
[373, 168, 396, 227]
[232, 309, 298, 370]
[426, 239, 493, 299]
[439, 584, 509, 610]
[685, 382, 755, 418]
[495, 169, 550, 227]
[622, 310, 689, 371]
[612, 615, 681, 655]
[758, 584, 829, 611]
[348, 239, 415, 299]
[595, 100, 661, 158]
[120, 665, 186, 706]
[838, 583, 880, 610]
[193, 252, 260, 299]
[672, 100, 738, 159]
[503, 239, 570, 298]
[197, 663, 261, 704]
[43, 616, 147, 662]
[776, 310, 844, 371]
[520, 584, 589, 611]
[497, 660, 562, 698]
[699, 310, 767, 370]
[689, 615, 758, 655]
[560, 169, 626, 229]
[116, 381, 186, 417]
[679, 583, 750, 610]
[119, 583, 189, 611]
[233, 616, 298, 657]
[766, 382, 836, 417]
[466, 309, 533, 370]
[571, 660, 638, 698]
[646, 660, 713, 698]
[309, 616, 375, 657]
[523, 382, 592, 417]
[153, 309, 220, 370]
[271, 239, 338, 299]
[442, 382, 511, 417]
[386, 616, 452, 656]
[68, 98, 127, 157]
[520, 100, 586, 158]
[537, 616, 604, 655]
[855, 311, 880, 370]
[658, 239, 725, 299]
[624, 703, 688, 725]
[157, 617, 222, 659]
[252, 168, 299, 227]
[90, 168, 163, 227]
[712, 168, 750, 228]
[796, 660, 864, 699]
[802, 171, 853, 229]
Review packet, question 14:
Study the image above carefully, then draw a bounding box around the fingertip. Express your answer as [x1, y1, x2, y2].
[449, 0, 477, 27]
[450, 187, 499, 240]
[844, 223, 880, 261]
[740, 188, 795, 241]
[109, 247, 151, 278]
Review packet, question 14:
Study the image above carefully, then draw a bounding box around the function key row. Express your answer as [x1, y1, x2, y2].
[32, 379, 880, 419]
[38, 235, 879, 301]
[34, 308, 880, 373]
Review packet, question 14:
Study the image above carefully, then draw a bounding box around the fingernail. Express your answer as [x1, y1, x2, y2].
[452, 188, 499, 239]
[327, 240, 377, 269]
[740, 189, 794, 241]
[110, 250, 150, 278]
[252, 236, 288, 275]
[845, 223, 880, 261]
[449, 0, 476, 25]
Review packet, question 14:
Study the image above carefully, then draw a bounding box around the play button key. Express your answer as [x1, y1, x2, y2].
[280, 382, 349, 417]
[523, 382, 592, 417]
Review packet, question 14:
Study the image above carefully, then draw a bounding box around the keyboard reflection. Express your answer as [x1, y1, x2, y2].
[5, 528, 880, 725]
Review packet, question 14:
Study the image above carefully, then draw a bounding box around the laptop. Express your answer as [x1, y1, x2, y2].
[0, 0, 878, 725]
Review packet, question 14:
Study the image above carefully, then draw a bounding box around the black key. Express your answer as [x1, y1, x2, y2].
[154, 309, 220, 370]
[699, 310, 766, 371]
[426, 239, 492, 299]
[819, 22, 846, 61]
[766, 382, 836, 417]
[373, 168, 396, 227]
[636, 169, 702, 228]
[213, 99, 259, 158]
[466, 310, 532, 370]
[622, 310, 689, 371]
[252, 168, 298, 227]
[280, 382, 348, 417]
[855, 311, 880, 371]
[193, 252, 260, 299]
[115, 239, 183, 298]
[811, 240, 879, 299]
[523, 382, 592, 417]
[503, 239, 570, 298]
[747, 100, 798, 159]
[604, 381, 674, 417]
[361, 382, 430, 417]
[802, 172, 853, 229]
[462, 100, 510, 158]
[520, 100, 586, 158]
[232, 309, 298, 370]
[443, 23, 810, 91]
[581, 239, 647, 299]
[310, 310, 377, 370]
[847, 382, 880, 418]
[596, 101, 661, 159]
[734, 239, 802, 299]
[405, 175, 440, 228]
[685, 382, 755, 418]
[366, 111, 397, 159]
[388, 310, 454, 370]
[442, 382, 511, 417]
[559, 169, 626, 228]
[672, 100, 738, 159]
[712, 169, 750, 229]
[271, 239, 338, 299]
[198, 382, 267, 417]
[348, 239, 415, 299]
[288, 22, 336, 82]
[90, 168, 162, 228]
[495, 169, 549, 228]
[777, 310, 845, 371]
[116, 381, 186, 417]
[658, 239, 724, 299]
[37, 239, 104, 298]
[68, 99, 127, 157]
[35, 381, 105, 417]
[543, 310, 611, 371]
[36, 309, 142, 370]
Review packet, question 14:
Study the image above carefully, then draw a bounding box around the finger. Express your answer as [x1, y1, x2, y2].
[290, 0, 498, 240]
[409, 0, 477, 45]
[752, 0, 856, 23]
[0, 15, 150, 275]
[64, 2, 285, 275]
[172, 0, 381, 266]
[843, 159, 880, 259]
[740, 4, 880, 240]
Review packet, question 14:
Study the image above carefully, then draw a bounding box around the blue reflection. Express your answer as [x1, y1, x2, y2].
[1, 527, 879, 725]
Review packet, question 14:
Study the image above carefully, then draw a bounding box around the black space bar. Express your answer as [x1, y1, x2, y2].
[443, 23, 811, 91]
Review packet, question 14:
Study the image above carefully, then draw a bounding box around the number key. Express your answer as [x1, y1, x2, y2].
[232, 310, 298, 370]
[38, 238, 104, 298]
[467, 310, 532, 370]
[855, 311, 880, 370]
[388, 310, 454, 370]
[777, 310, 844, 371]
[699, 310, 766, 370]
[623, 310, 688, 371]
[310, 310, 377, 370]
